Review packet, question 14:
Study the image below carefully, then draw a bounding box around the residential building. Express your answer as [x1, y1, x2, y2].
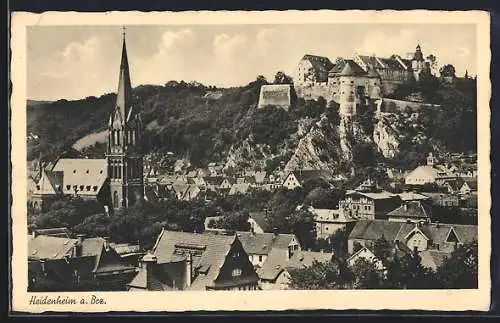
[228, 183, 251, 196]
[386, 201, 432, 223]
[459, 179, 478, 196]
[339, 190, 402, 220]
[247, 211, 271, 234]
[310, 207, 357, 239]
[258, 250, 334, 290]
[147, 229, 259, 290]
[347, 220, 477, 254]
[422, 192, 460, 208]
[346, 246, 384, 271]
[28, 233, 136, 291]
[282, 170, 332, 190]
[236, 231, 301, 268]
[397, 192, 430, 203]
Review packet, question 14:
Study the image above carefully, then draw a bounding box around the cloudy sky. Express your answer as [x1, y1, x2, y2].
[27, 24, 477, 101]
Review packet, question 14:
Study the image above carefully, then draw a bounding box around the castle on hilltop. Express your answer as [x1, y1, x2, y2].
[291, 44, 432, 116]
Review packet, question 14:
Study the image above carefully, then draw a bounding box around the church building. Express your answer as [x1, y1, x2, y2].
[29, 29, 144, 213]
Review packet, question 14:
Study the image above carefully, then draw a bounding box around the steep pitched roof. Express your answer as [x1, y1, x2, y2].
[286, 250, 333, 269]
[236, 231, 296, 255]
[290, 170, 332, 184]
[34, 169, 63, 195]
[52, 158, 107, 196]
[338, 59, 368, 76]
[248, 211, 271, 232]
[387, 201, 432, 220]
[228, 183, 250, 195]
[152, 230, 237, 290]
[348, 220, 404, 241]
[302, 54, 334, 73]
[33, 227, 71, 238]
[257, 248, 288, 280]
[28, 236, 77, 261]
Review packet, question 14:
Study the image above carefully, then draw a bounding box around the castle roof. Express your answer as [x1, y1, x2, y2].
[301, 54, 335, 73]
[328, 59, 367, 77]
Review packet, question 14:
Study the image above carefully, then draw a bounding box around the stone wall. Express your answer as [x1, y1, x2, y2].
[293, 83, 330, 102]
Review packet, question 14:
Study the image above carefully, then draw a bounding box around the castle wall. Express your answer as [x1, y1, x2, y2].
[293, 83, 330, 101]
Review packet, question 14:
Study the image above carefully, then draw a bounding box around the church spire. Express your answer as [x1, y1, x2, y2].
[115, 26, 132, 124]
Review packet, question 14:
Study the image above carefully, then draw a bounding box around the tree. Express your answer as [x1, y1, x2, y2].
[288, 259, 348, 290]
[350, 257, 384, 289]
[426, 54, 438, 74]
[326, 101, 341, 126]
[436, 241, 478, 288]
[274, 71, 293, 85]
[439, 64, 456, 78]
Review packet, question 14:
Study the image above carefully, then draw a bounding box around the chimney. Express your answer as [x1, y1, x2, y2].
[103, 236, 111, 251]
[185, 253, 193, 288]
[273, 227, 279, 236]
[403, 203, 408, 211]
[74, 234, 85, 257]
[31, 230, 37, 238]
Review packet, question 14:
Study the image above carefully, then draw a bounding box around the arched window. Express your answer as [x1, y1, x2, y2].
[113, 130, 118, 146]
[113, 191, 119, 208]
[132, 130, 136, 146]
[117, 130, 121, 145]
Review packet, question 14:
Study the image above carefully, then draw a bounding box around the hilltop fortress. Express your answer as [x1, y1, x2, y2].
[259, 44, 433, 116]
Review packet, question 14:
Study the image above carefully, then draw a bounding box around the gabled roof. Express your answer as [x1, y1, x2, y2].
[236, 231, 297, 255]
[286, 250, 333, 269]
[228, 183, 250, 195]
[248, 211, 271, 232]
[289, 170, 332, 184]
[387, 201, 432, 220]
[338, 59, 368, 76]
[152, 230, 238, 290]
[345, 190, 399, 200]
[348, 220, 404, 241]
[33, 227, 71, 238]
[34, 169, 64, 195]
[463, 179, 478, 190]
[28, 235, 77, 261]
[301, 54, 335, 73]
[52, 158, 107, 196]
[397, 192, 430, 202]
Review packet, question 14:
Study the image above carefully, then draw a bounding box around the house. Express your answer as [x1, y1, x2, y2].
[293, 54, 335, 85]
[258, 250, 334, 290]
[220, 178, 234, 190]
[228, 183, 251, 196]
[172, 184, 201, 201]
[348, 219, 477, 254]
[247, 211, 271, 234]
[386, 201, 432, 223]
[236, 231, 301, 268]
[28, 234, 136, 291]
[442, 178, 465, 194]
[422, 192, 460, 208]
[282, 170, 332, 190]
[109, 242, 144, 267]
[311, 207, 357, 239]
[404, 153, 456, 186]
[204, 176, 224, 192]
[339, 190, 402, 220]
[30, 168, 64, 212]
[346, 246, 384, 271]
[127, 253, 172, 291]
[459, 179, 478, 196]
[147, 229, 259, 290]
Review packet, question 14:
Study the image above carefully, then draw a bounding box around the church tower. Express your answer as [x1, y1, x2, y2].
[106, 28, 144, 210]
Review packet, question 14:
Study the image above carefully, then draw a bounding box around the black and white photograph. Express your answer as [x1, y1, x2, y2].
[10, 10, 491, 312]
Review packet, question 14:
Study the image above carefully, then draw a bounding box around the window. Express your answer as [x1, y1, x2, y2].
[86, 186, 91, 191]
[79, 185, 84, 191]
[86, 170, 89, 174]
[93, 186, 98, 191]
[66, 185, 70, 190]
[231, 268, 242, 277]
[73, 170, 76, 173]
[258, 255, 263, 262]
[36, 185, 40, 190]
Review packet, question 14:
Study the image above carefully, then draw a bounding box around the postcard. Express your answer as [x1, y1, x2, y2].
[10, 10, 491, 312]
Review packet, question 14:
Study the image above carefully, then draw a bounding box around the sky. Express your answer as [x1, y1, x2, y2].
[27, 24, 477, 101]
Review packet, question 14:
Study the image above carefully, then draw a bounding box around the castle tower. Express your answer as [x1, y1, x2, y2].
[106, 27, 144, 210]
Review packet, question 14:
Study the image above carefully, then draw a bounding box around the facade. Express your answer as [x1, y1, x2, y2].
[386, 201, 432, 223]
[247, 211, 271, 234]
[405, 153, 457, 186]
[293, 54, 335, 85]
[236, 231, 301, 268]
[282, 170, 332, 190]
[106, 32, 144, 210]
[149, 229, 259, 291]
[310, 207, 357, 239]
[346, 246, 384, 271]
[339, 191, 402, 220]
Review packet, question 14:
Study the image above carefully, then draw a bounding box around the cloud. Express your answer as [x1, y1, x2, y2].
[60, 36, 100, 63]
[355, 29, 418, 58]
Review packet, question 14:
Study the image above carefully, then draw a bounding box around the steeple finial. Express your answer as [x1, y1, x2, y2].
[122, 26, 126, 39]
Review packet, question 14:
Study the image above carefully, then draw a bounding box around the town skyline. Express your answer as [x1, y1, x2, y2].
[27, 23, 477, 101]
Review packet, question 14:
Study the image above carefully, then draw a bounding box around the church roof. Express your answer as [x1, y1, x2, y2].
[52, 158, 107, 196]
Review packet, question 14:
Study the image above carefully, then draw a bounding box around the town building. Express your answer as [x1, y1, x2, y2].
[236, 231, 301, 268]
[144, 229, 259, 290]
[258, 250, 334, 290]
[405, 153, 457, 186]
[310, 207, 357, 239]
[282, 170, 332, 190]
[422, 192, 460, 208]
[247, 211, 271, 234]
[339, 190, 402, 220]
[386, 200, 432, 223]
[346, 246, 385, 271]
[28, 233, 136, 291]
[347, 219, 477, 254]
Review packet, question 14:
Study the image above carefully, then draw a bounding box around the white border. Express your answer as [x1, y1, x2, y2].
[10, 10, 491, 312]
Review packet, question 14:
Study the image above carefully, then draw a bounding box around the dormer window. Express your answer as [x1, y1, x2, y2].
[93, 186, 98, 191]
[86, 186, 91, 191]
[79, 185, 84, 191]
[86, 170, 89, 174]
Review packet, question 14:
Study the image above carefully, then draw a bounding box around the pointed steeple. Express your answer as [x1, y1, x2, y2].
[115, 27, 133, 125]
[413, 44, 424, 61]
